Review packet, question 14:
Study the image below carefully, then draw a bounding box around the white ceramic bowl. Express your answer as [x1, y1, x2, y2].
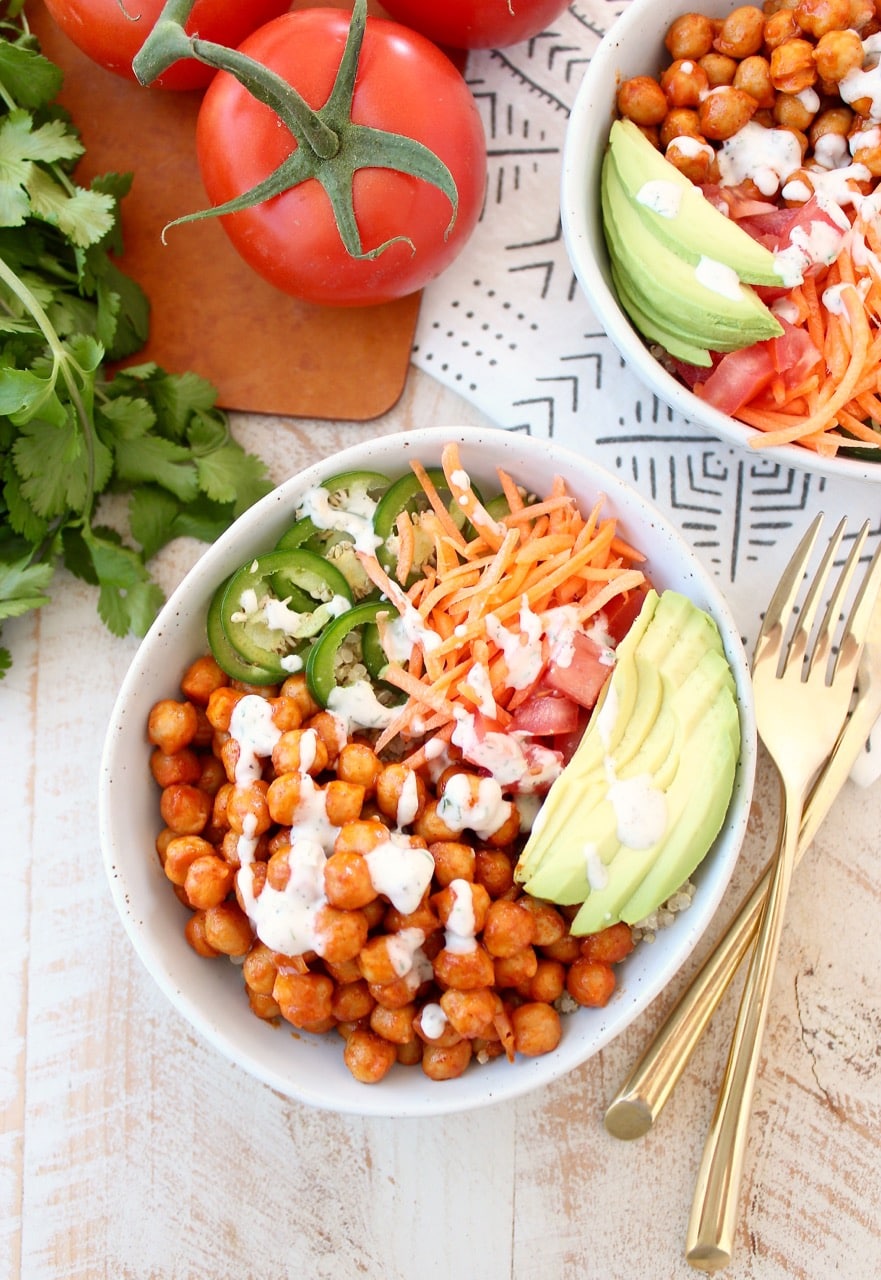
[560, 0, 881, 483]
[99, 426, 757, 1117]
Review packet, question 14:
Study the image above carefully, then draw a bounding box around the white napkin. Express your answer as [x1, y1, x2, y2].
[413, 2, 881, 785]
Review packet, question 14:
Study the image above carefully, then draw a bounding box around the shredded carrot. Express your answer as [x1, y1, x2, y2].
[355, 462, 646, 765]
[394, 509, 415, 586]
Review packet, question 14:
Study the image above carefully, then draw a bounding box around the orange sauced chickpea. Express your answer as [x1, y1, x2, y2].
[614, 1, 881, 190]
[146, 654, 658, 1086]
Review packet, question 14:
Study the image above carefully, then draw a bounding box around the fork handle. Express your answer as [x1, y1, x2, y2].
[684, 792, 801, 1272]
[604, 872, 766, 1139]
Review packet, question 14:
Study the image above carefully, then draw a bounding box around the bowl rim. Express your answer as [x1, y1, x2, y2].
[98, 424, 757, 1116]
[559, 0, 881, 484]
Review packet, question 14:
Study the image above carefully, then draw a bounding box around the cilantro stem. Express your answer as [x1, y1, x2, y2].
[0, 253, 99, 513]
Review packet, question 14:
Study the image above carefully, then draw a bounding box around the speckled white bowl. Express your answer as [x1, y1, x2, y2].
[560, 0, 881, 482]
[99, 426, 757, 1116]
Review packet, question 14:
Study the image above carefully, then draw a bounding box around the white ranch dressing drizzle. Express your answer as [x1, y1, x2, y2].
[636, 179, 682, 218]
[444, 879, 478, 954]
[364, 837, 434, 914]
[584, 842, 609, 892]
[297, 483, 382, 555]
[420, 1002, 448, 1040]
[327, 680, 396, 731]
[395, 767, 421, 828]
[694, 256, 743, 301]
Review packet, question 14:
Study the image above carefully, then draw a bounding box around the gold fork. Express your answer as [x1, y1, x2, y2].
[685, 514, 879, 1272]
[603, 554, 881, 1143]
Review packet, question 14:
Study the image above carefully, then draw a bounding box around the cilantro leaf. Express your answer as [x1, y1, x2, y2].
[0, 17, 272, 677]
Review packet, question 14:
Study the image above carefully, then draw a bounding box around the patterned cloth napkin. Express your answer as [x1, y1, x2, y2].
[413, 0, 881, 782]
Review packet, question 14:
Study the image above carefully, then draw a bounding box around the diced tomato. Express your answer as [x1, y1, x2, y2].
[602, 585, 652, 645]
[699, 182, 778, 220]
[510, 692, 581, 736]
[544, 632, 613, 711]
[736, 194, 845, 251]
[552, 707, 592, 764]
[697, 319, 822, 415]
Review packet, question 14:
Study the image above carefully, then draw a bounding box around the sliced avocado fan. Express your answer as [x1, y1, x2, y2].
[601, 120, 784, 367]
[514, 590, 741, 935]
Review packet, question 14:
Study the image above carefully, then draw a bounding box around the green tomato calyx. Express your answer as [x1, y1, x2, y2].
[133, 0, 461, 263]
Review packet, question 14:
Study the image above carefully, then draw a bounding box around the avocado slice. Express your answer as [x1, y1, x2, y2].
[602, 158, 783, 353]
[515, 590, 741, 935]
[610, 260, 713, 368]
[608, 119, 784, 287]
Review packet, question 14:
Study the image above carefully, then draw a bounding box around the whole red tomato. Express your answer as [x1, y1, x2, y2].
[378, 0, 572, 49]
[193, 9, 487, 305]
[41, 0, 292, 89]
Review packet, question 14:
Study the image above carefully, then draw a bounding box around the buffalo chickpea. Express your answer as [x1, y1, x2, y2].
[616, 75, 669, 126]
[266, 772, 305, 826]
[242, 941, 278, 995]
[160, 783, 212, 835]
[659, 106, 704, 148]
[273, 971, 334, 1027]
[511, 1003, 562, 1057]
[324, 848, 378, 910]
[333, 818, 390, 858]
[412, 798, 460, 843]
[374, 762, 426, 823]
[440, 987, 499, 1038]
[369, 974, 425, 1010]
[184, 910, 220, 958]
[661, 58, 710, 107]
[184, 854, 235, 909]
[203, 901, 253, 955]
[421, 1039, 473, 1081]
[540, 933, 582, 965]
[850, 129, 881, 175]
[272, 727, 328, 776]
[810, 103, 854, 147]
[812, 27, 864, 81]
[247, 991, 281, 1020]
[429, 840, 475, 886]
[267, 695, 303, 733]
[150, 747, 202, 788]
[433, 943, 495, 990]
[796, 0, 851, 35]
[474, 848, 515, 898]
[205, 685, 244, 732]
[698, 52, 738, 85]
[770, 37, 817, 92]
[369, 1002, 417, 1045]
[180, 654, 228, 705]
[413, 1003, 462, 1046]
[358, 934, 406, 985]
[305, 710, 346, 765]
[733, 54, 776, 106]
[493, 946, 539, 989]
[580, 922, 635, 965]
[665, 135, 715, 182]
[483, 899, 537, 958]
[336, 741, 383, 793]
[699, 86, 759, 139]
[226, 781, 271, 836]
[279, 672, 319, 719]
[383, 899, 441, 936]
[198, 755, 226, 796]
[147, 698, 199, 755]
[566, 957, 617, 1007]
[518, 897, 566, 947]
[313, 905, 369, 964]
[526, 958, 566, 1004]
[665, 11, 715, 58]
[396, 1039, 424, 1067]
[763, 7, 800, 47]
[331, 978, 375, 1022]
[324, 955, 362, 986]
[713, 5, 765, 57]
[773, 90, 817, 130]
[324, 779, 366, 826]
[433, 879, 491, 936]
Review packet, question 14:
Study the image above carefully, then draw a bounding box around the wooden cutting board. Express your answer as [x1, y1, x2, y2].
[29, 1, 421, 420]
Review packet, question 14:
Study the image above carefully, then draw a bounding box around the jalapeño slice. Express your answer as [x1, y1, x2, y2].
[275, 469, 390, 552]
[219, 548, 354, 678]
[305, 599, 398, 707]
[207, 577, 280, 686]
[373, 467, 479, 578]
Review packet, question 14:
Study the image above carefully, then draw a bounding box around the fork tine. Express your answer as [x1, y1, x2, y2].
[804, 520, 869, 680]
[753, 513, 823, 670]
[788, 517, 850, 675]
[828, 526, 881, 679]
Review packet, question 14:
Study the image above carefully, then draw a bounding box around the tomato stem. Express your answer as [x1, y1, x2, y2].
[134, 0, 459, 265]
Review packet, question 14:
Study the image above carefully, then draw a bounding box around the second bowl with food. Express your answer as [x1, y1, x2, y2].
[562, 0, 881, 481]
[99, 426, 756, 1116]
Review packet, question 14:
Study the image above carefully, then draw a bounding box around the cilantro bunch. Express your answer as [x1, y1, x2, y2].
[0, 7, 271, 677]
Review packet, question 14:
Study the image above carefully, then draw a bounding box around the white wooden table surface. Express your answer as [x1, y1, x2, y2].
[4, 368, 881, 1280]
